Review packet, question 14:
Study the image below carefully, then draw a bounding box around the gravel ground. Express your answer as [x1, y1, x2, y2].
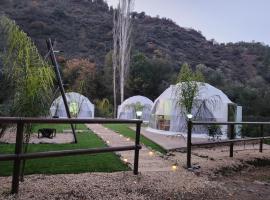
[0, 131, 74, 144]
[0, 171, 227, 200]
[1, 144, 269, 200]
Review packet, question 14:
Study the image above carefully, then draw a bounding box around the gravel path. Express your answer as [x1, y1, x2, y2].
[86, 124, 174, 172]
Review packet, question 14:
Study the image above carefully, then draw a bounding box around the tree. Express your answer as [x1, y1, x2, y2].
[113, 0, 134, 115]
[175, 63, 204, 115]
[63, 58, 96, 98]
[127, 53, 173, 100]
[0, 15, 55, 180]
[176, 63, 222, 136]
[0, 15, 54, 118]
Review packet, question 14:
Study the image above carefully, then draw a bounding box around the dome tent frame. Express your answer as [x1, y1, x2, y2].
[149, 82, 240, 137]
[117, 95, 153, 121]
[50, 92, 94, 118]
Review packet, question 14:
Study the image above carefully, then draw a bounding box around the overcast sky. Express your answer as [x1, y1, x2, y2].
[106, 0, 270, 45]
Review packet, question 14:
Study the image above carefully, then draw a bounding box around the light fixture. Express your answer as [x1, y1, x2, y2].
[136, 111, 142, 118]
[172, 165, 177, 171]
[149, 151, 154, 156]
[187, 114, 193, 119]
[123, 158, 128, 162]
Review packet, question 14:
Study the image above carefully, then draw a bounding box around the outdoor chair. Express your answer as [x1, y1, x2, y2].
[38, 128, 56, 139]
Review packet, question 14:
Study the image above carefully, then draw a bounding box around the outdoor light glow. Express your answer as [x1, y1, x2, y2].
[187, 114, 193, 119]
[172, 165, 177, 171]
[124, 158, 128, 162]
[126, 138, 130, 141]
[136, 111, 143, 117]
[149, 151, 154, 156]
[106, 141, 110, 144]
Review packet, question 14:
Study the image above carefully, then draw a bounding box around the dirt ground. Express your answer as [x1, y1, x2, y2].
[0, 131, 74, 144]
[0, 145, 269, 200]
[218, 166, 270, 200]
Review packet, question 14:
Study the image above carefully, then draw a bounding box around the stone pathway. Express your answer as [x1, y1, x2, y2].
[86, 124, 175, 172]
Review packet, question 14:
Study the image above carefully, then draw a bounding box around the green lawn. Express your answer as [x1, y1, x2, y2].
[104, 124, 167, 154]
[0, 124, 129, 176]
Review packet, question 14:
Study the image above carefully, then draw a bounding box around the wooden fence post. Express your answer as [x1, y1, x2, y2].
[133, 121, 141, 175]
[259, 125, 263, 153]
[229, 124, 235, 157]
[11, 122, 24, 194]
[187, 120, 192, 168]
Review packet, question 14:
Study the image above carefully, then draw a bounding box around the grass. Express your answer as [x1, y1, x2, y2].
[104, 124, 167, 154]
[0, 124, 129, 176]
[265, 139, 270, 145]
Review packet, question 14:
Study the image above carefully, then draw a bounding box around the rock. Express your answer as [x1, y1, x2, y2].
[254, 180, 269, 186]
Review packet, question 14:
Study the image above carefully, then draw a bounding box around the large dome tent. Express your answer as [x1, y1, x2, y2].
[117, 95, 153, 121]
[50, 92, 94, 118]
[149, 82, 242, 137]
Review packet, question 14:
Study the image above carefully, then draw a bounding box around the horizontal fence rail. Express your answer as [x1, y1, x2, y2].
[0, 117, 143, 194]
[187, 120, 270, 169]
[192, 136, 270, 147]
[0, 145, 140, 161]
[192, 121, 270, 125]
[0, 117, 142, 124]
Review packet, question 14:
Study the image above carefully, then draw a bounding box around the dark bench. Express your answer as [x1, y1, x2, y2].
[38, 128, 56, 139]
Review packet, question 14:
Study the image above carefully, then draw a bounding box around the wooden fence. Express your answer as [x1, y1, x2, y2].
[186, 121, 270, 168]
[0, 117, 142, 194]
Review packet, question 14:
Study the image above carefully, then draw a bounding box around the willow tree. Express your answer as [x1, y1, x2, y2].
[0, 15, 55, 180]
[113, 0, 134, 116]
[0, 16, 54, 118]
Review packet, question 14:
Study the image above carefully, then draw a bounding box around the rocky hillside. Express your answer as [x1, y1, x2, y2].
[1, 0, 270, 120]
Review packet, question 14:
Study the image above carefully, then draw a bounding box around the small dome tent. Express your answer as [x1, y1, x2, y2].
[117, 95, 154, 121]
[149, 82, 241, 136]
[50, 92, 94, 118]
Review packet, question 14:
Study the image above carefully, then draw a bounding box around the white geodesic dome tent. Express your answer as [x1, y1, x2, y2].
[117, 95, 154, 121]
[50, 92, 94, 118]
[149, 82, 239, 136]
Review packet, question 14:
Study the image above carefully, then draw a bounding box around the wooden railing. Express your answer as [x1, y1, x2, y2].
[186, 120, 270, 168]
[0, 117, 142, 194]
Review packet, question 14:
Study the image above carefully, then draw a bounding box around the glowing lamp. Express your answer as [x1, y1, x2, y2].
[136, 111, 142, 118]
[172, 165, 177, 171]
[187, 114, 193, 119]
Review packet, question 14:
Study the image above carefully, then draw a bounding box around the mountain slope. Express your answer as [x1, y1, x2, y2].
[1, 0, 270, 120]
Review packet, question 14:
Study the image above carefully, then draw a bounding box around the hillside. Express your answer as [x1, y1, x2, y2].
[1, 0, 270, 121]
